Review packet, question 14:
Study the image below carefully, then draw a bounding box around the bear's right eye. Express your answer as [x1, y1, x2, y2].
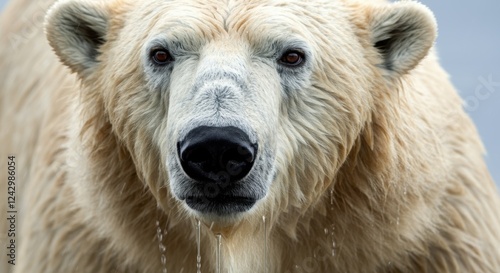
[278, 50, 305, 67]
[150, 48, 173, 65]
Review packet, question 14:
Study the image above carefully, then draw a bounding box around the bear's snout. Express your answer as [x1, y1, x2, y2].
[178, 126, 257, 184]
[176, 126, 262, 215]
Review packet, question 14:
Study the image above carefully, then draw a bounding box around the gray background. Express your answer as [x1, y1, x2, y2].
[1, 1, 498, 188]
[419, 0, 500, 190]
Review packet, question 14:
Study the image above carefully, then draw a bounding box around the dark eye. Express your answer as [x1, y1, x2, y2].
[151, 48, 173, 65]
[279, 50, 305, 66]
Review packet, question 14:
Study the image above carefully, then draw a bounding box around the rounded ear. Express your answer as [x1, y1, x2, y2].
[369, 2, 437, 77]
[44, 0, 110, 78]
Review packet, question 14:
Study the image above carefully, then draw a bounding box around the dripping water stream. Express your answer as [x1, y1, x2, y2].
[263, 216, 268, 273]
[156, 206, 167, 273]
[216, 233, 222, 273]
[196, 220, 202, 273]
[329, 189, 336, 257]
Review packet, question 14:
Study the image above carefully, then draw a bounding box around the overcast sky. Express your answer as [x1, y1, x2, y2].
[419, 0, 500, 189]
[1, 1, 498, 188]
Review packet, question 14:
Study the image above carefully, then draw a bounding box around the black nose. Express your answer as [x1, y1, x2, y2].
[178, 126, 257, 184]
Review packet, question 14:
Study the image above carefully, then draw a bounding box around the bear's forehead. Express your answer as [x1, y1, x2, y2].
[125, 0, 347, 43]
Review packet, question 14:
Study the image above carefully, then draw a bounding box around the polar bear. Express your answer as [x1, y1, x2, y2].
[0, 0, 499, 272]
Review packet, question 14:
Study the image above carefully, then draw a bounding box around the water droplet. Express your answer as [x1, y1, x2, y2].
[120, 183, 126, 195]
[324, 228, 328, 235]
[159, 243, 166, 252]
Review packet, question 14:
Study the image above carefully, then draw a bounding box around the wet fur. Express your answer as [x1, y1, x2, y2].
[1, 0, 499, 272]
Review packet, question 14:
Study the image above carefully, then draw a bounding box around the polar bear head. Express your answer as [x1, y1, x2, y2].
[45, 0, 436, 225]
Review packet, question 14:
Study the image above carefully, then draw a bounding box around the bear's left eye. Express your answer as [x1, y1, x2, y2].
[150, 48, 173, 65]
[279, 50, 305, 67]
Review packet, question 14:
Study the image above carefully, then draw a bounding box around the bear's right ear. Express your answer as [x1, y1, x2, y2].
[368, 2, 437, 77]
[45, 0, 109, 77]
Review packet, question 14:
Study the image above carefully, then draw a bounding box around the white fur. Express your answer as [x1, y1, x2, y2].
[0, 0, 498, 272]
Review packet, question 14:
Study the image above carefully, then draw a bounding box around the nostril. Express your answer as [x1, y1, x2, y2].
[177, 126, 257, 184]
[181, 146, 212, 172]
[221, 145, 255, 174]
[181, 146, 210, 164]
[235, 144, 256, 162]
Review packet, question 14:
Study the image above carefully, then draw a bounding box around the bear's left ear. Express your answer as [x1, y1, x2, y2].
[368, 2, 437, 76]
[45, 0, 110, 78]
